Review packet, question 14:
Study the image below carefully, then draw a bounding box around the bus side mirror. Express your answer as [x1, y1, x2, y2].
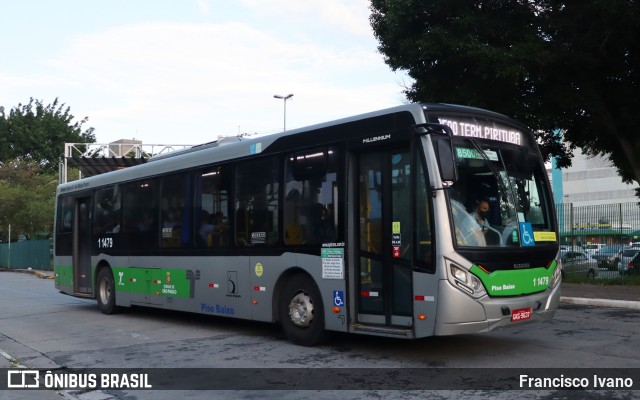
[415, 124, 458, 185]
[435, 138, 458, 184]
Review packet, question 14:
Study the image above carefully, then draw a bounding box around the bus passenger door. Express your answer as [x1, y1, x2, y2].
[73, 197, 93, 295]
[356, 148, 413, 328]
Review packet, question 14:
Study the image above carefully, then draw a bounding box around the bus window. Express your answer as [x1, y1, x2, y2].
[58, 196, 73, 234]
[235, 157, 280, 246]
[196, 166, 230, 248]
[160, 173, 192, 249]
[122, 179, 157, 250]
[284, 147, 339, 245]
[55, 195, 74, 255]
[94, 186, 121, 235]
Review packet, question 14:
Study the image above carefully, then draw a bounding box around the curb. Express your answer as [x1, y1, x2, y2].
[560, 296, 640, 310]
[33, 270, 55, 280]
[0, 268, 54, 279]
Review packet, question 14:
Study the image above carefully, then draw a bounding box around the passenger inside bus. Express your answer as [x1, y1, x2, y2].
[96, 203, 120, 234]
[198, 210, 216, 244]
[163, 210, 181, 229]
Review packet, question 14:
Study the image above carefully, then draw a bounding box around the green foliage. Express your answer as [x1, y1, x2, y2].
[370, 0, 640, 193]
[1, 98, 96, 173]
[0, 160, 57, 241]
[0, 98, 94, 238]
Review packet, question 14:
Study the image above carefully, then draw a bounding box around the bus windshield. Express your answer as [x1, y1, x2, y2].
[447, 137, 556, 248]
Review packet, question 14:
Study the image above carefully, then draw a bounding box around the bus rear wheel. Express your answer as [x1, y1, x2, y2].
[96, 268, 118, 315]
[279, 274, 326, 346]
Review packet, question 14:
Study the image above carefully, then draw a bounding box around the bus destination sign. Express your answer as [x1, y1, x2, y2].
[438, 117, 523, 146]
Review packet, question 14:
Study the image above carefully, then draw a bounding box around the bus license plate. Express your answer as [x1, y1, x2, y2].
[511, 308, 532, 322]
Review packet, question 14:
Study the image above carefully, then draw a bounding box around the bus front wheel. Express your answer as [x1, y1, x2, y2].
[96, 268, 118, 315]
[279, 274, 326, 346]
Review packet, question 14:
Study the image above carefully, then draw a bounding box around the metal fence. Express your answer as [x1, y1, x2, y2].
[557, 202, 640, 282]
[0, 239, 51, 270]
[556, 202, 640, 247]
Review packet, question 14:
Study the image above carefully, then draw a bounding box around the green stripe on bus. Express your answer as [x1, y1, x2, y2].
[112, 267, 192, 298]
[54, 265, 73, 287]
[470, 261, 557, 296]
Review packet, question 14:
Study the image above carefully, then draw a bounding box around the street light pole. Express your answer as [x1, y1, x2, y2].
[273, 93, 293, 131]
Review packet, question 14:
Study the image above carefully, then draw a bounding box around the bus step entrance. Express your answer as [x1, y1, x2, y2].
[352, 324, 412, 337]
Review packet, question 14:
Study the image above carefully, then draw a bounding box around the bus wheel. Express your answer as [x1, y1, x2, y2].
[96, 268, 118, 315]
[280, 274, 326, 346]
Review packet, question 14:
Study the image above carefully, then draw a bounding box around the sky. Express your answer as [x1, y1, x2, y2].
[0, 0, 411, 146]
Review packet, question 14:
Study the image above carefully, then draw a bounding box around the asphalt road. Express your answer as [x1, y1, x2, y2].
[1, 271, 639, 400]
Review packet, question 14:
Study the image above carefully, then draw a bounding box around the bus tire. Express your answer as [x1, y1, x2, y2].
[96, 268, 118, 315]
[279, 273, 326, 346]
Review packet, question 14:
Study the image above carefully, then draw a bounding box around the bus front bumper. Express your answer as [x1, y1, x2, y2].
[434, 279, 561, 336]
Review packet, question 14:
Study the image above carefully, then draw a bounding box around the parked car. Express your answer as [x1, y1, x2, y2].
[618, 247, 640, 276]
[628, 252, 640, 276]
[560, 249, 598, 279]
[592, 245, 622, 270]
[583, 243, 605, 256]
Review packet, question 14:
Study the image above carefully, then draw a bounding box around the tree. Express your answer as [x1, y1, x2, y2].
[0, 160, 57, 241]
[1, 98, 96, 173]
[370, 0, 640, 195]
[0, 98, 94, 238]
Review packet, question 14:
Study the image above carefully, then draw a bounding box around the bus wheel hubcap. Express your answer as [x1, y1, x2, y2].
[288, 292, 313, 327]
[100, 280, 110, 303]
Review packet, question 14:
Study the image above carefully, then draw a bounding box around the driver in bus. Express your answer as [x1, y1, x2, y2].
[472, 199, 491, 231]
[470, 198, 501, 246]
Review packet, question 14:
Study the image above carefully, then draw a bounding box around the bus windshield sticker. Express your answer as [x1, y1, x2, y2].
[519, 222, 535, 247]
[533, 231, 557, 242]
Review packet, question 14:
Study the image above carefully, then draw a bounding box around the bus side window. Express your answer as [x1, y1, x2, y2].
[196, 165, 231, 248]
[94, 186, 121, 235]
[122, 179, 157, 250]
[235, 157, 280, 246]
[160, 173, 192, 249]
[55, 195, 74, 256]
[284, 147, 339, 246]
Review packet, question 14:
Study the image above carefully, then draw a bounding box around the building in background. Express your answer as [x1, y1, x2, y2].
[553, 149, 638, 207]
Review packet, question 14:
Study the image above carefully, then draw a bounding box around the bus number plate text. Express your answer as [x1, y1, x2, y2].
[511, 308, 531, 322]
[98, 237, 113, 249]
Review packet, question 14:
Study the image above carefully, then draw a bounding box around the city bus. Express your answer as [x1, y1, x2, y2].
[54, 103, 561, 346]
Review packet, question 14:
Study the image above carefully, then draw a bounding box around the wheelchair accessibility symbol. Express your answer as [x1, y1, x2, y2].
[519, 222, 535, 247]
[333, 290, 344, 306]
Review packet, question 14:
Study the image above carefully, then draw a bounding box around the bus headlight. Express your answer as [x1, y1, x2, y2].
[448, 264, 486, 298]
